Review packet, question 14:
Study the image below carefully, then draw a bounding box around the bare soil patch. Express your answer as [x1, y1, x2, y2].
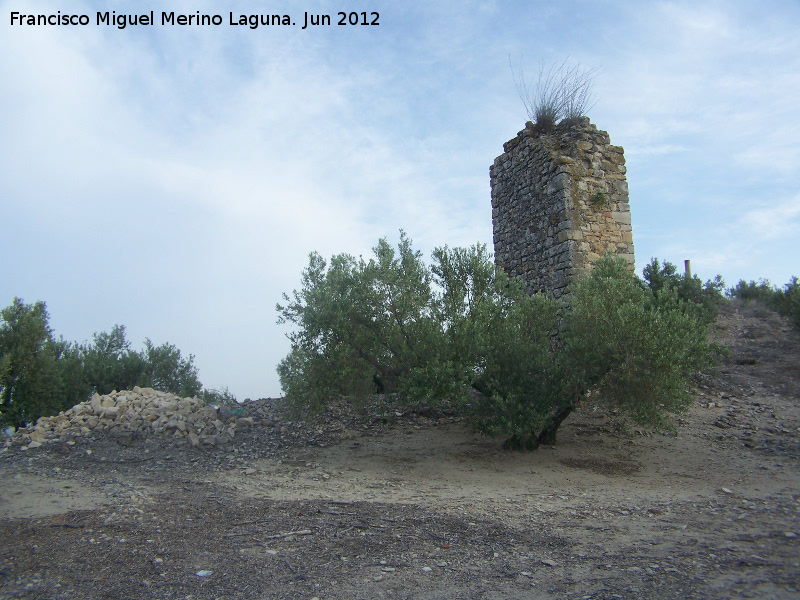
[1, 303, 799, 599]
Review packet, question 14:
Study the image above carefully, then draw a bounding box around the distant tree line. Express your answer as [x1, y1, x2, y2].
[728, 277, 800, 329]
[0, 299, 232, 429]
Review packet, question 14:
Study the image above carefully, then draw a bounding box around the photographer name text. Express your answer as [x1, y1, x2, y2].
[9, 10, 380, 30]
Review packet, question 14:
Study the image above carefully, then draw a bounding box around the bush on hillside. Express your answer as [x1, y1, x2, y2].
[641, 258, 725, 326]
[729, 277, 800, 329]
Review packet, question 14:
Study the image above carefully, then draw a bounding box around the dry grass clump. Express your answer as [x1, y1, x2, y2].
[511, 58, 598, 132]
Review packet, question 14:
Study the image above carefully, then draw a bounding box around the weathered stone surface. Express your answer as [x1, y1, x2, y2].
[490, 118, 635, 297]
[11, 388, 244, 447]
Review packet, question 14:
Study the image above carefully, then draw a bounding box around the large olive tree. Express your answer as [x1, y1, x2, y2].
[277, 234, 721, 449]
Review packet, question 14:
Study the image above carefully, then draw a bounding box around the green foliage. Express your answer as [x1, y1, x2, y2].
[0, 298, 54, 427]
[467, 256, 721, 447]
[566, 257, 721, 431]
[0, 299, 90, 428]
[277, 236, 722, 450]
[589, 192, 609, 209]
[728, 279, 776, 303]
[200, 386, 238, 406]
[139, 338, 202, 398]
[82, 325, 202, 398]
[277, 232, 443, 408]
[82, 325, 147, 395]
[433, 248, 564, 443]
[0, 298, 217, 429]
[49, 339, 91, 417]
[729, 276, 800, 328]
[778, 277, 800, 328]
[642, 258, 725, 325]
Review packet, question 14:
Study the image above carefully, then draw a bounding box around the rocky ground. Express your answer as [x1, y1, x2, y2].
[1, 301, 798, 599]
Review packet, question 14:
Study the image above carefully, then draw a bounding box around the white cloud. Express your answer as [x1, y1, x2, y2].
[736, 195, 800, 242]
[2, 0, 799, 398]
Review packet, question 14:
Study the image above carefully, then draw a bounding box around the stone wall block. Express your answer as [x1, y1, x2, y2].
[491, 119, 634, 297]
[611, 212, 632, 225]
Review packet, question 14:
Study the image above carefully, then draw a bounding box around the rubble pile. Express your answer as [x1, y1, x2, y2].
[12, 386, 255, 449]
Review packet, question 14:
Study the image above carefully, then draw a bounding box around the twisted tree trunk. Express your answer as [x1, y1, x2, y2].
[535, 404, 574, 447]
[502, 399, 578, 451]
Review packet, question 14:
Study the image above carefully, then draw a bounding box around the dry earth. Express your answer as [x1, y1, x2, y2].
[1, 302, 798, 599]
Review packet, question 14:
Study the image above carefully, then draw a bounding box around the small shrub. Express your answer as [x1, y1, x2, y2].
[776, 277, 800, 328]
[201, 386, 238, 407]
[729, 277, 800, 329]
[728, 279, 776, 304]
[558, 61, 599, 121]
[642, 258, 725, 325]
[590, 191, 609, 209]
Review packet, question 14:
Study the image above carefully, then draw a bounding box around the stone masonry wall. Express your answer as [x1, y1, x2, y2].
[490, 118, 634, 297]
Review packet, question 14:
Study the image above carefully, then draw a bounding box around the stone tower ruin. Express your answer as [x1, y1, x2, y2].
[490, 117, 634, 297]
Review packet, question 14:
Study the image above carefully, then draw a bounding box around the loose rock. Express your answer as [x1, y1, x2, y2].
[10, 387, 236, 447]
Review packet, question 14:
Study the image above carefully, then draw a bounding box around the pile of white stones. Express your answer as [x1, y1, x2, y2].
[12, 386, 254, 449]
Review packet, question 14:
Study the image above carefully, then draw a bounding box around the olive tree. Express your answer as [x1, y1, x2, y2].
[82, 325, 147, 395]
[0, 299, 89, 428]
[277, 232, 444, 408]
[561, 257, 721, 435]
[277, 235, 721, 450]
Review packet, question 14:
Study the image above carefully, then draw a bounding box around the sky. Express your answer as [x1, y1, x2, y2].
[2, 0, 798, 400]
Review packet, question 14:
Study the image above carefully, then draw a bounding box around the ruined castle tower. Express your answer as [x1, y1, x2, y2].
[490, 118, 634, 297]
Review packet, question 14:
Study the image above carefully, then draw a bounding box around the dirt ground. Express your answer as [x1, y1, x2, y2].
[1, 302, 799, 600]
